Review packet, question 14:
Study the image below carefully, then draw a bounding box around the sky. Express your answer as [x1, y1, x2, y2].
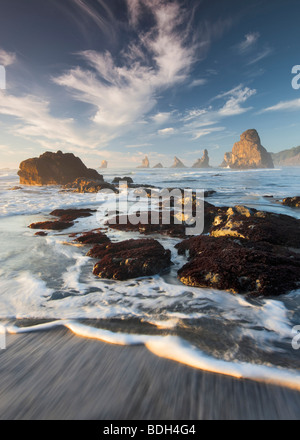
[1, 0, 300, 169]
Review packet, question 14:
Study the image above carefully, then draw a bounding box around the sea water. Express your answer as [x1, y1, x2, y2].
[0, 166, 300, 389]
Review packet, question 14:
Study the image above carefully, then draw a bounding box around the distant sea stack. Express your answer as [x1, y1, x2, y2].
[138, 156, 150, 169]
[18, 151, 103, 185]
[271, 146, 300, 166]
[153, 163, 163, 169]
[171, 157, 186, 168]
[192, 149, 210, 168]
[221, 129, 274, 169]
[100, 160, 108, 169]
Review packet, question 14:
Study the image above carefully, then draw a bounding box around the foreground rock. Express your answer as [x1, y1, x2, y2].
[221, 130, 274, 169]
[281, 197, 300, 208]
[88, 239, 172, 280]
[176, 235, 300, 296]
[112, 177, 134, 185]
[210, 205, 300, 248]
[64, 177, 118, 193]
[192, 150, 210, 168]
[18, 151, 102, 185]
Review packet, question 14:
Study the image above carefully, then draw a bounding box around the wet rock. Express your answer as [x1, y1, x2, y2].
[74, 230, 111, 245]
[50, 208, 96, 222]
[34, 231, 48, 237]
[88, 239, 172, 280]
[29, 220, 74, 231]
[210, 205, 300, 248]
[176, 235, 300, 296]
[112, 177, 134, 185]
[281, 197, 300, 208]
[64, 177, 118, 193]
[18, 150, 102, 185]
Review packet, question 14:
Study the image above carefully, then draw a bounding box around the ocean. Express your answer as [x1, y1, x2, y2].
[0, 166, 300, 390]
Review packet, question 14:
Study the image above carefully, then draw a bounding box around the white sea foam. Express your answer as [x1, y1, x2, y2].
[5, 320, 300, 391]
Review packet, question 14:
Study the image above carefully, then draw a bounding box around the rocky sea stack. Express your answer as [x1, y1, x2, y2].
[221, 129, 274, 169]
[18, 150, 102, 185]
[171, 157, 186, 168]
[192, 149, 210, 168]
[138, 156, 150, 169]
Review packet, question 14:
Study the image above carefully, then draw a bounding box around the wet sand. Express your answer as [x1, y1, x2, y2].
[0, 329, 299, 420]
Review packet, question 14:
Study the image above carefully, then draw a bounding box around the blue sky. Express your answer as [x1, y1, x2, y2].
[1, 0, 300, 168]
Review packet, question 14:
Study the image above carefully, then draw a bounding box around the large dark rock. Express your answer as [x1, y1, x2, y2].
[176, 235, 300, 296]
[18, 151, 102, 185]
[88, 239, 172, 280]
[210, 205, 300, 248]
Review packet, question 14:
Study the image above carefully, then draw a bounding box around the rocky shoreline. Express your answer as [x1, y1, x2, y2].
[27, 181, 300, 297]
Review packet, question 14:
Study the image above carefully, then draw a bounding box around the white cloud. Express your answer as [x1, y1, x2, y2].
[260, 98, 300, 113]
[158, 127, 175, 136]
[0, 49, 16, 67]
[217, 86, 256, 116]
[188, 78, 208, 88]
[237, 32, 260, 54]
[0, 90, 93, 149]
[151, 112, 172, 124]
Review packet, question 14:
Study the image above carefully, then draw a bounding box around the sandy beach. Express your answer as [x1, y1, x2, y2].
[0, 329, 299, 420]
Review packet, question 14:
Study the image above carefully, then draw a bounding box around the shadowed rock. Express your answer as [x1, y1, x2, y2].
[88, 239, 172, 280]
[18, 151, 102, 185]
[112, 177, 134, 185]
[176, 235, 300, 296]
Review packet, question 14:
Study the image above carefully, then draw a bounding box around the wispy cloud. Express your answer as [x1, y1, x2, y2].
[260, 98, 300, 113]
[158, 127, 176, 136]
[247, 46, 273, 65]
[236, 32, 260, 54]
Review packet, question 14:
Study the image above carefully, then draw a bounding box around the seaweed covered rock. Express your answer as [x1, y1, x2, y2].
[210, 205, 300, 248]
[29, 220, 74, 231]
[176, 235, 300, 296]
[50, 208, 96, 222]
[88, 239, 172, 280]
[18, 151, 102, 185]
[74, 230, 111, 245]
[281, 197, 300, 208]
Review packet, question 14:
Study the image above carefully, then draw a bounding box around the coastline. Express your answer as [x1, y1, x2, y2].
[1, 329, 300, 420]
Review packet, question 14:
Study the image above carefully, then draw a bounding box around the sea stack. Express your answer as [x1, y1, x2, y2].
[221, 129, 274, 169]
[138, 156, 150, 168]
[192, 149, 210, 168]
[153, 163, 163, 169]
[18, 151, 103, 185]
[171, 157, 186, 168]
[100, 160, 108, 169]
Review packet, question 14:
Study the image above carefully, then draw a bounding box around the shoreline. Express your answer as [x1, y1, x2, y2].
[1, 329, 300, 420]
